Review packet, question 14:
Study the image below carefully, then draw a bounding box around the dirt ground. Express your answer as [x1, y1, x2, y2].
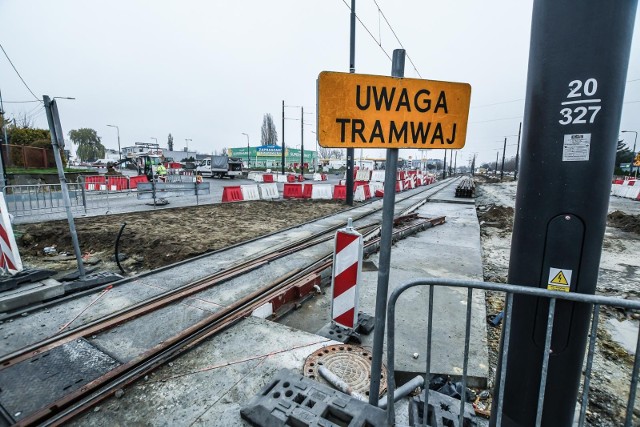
[14, 200, 349, 275]
[475, 175, 640, 426]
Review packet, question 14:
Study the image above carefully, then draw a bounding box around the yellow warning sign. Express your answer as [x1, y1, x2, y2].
[550, 271, 568, 285]
[547, 267, 572, 292]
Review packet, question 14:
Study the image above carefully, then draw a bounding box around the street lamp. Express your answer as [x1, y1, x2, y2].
[621, 130, 638, 177]
[106, 124, 121, 162]
[150, 137, 158, 146]
[242, 133, 250, 169]
[185, 138, 192, 152]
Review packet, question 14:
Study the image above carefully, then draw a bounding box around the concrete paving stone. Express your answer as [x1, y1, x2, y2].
[0, 279, 64, 313]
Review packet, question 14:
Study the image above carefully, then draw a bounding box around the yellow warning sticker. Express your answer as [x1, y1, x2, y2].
[547, 267, 572, 292]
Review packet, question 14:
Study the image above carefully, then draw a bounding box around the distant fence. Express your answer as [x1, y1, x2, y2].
[3, 173, 205, 219]
[1, 144, 56, 169]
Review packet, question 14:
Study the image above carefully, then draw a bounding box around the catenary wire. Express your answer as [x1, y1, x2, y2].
[0, 42, 41, 102]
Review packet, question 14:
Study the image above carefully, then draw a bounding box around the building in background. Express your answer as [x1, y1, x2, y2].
[227, 145, 316, 170]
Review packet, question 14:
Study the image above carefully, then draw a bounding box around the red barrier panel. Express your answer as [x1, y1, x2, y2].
[222, 186, 243, 202]
[283, 183, 303, 199]
[613, 179, 624, 184]
[354, 180, 368, 188]
[397, 171, 406, 180]
[302, 184, 313, 199]
[129, 175, 149, 189]
[408, 170, 417, 176]
[287, 174, 296, 183]
[298, 174, 305, 182]
[263, 174, 274, 183]
[321, 174, 328, 181]
[375, 189, 384, 197]
[333, 185, 347, 200]
[85, 175, 106, 190]
[396, 181, 402, 193]
[106, 176, 129, 191]
[363, 184, 371, 200]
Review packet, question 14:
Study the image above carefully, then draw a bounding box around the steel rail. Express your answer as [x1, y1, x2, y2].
[26, 216, 445, 427]
[1, 179, 456, 369]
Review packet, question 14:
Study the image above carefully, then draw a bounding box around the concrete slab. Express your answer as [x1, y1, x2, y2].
[70, 317, 337, 427]
[0, 279, 64, 313]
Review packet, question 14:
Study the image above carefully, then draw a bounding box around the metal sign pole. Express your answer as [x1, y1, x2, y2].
[43, 96, 86, 278]
[368, 48, 405, 406]
[491, 0, 638, 425]
[346, 0, 356, 206]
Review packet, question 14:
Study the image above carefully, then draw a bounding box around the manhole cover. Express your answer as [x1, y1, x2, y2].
[303, 344, 386, 397]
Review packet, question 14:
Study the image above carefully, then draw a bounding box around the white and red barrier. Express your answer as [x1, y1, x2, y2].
[240, 185, 260, 201]
[612, 180, 640, 200]
[0, 193, 22, 274]
[355, 169, 372, 181]
[331, 220, 363, 329]
[371, 170, 385, 182]
[259, 183, 279, 199]
[311, 184, 333, 200]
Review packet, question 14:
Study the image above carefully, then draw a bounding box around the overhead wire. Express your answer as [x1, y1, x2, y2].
[340, 0, 391, 61]
[0, 42, 41, 102]
[371, 0, 422, 78]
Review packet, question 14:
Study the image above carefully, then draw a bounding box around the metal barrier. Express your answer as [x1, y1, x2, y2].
[384, 278, 640, 426]
[3, 182, 87, 217]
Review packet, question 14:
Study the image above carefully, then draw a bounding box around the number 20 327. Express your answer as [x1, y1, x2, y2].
[559, 78, 601, 126]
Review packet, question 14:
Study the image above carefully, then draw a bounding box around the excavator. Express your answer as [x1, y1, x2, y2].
[106, 154, 164, 181]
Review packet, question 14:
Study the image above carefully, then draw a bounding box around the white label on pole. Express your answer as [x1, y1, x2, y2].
[562, 134, 591, 162]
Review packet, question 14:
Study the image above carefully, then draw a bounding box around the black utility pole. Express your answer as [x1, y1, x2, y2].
[346, 0, 356, 206]
[491, 1, 638, 426]
[514, 122, 522, 180]
[281, 100, 285, 174]
[454, 151, 457, 175]
[300, 106, 304, 175]
[500, 137, 507, 180]
[442, 149, 447, 179]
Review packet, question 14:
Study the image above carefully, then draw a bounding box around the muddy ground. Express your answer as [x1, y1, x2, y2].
[14, 200, 349, 276]
[475, 175, 640, 426]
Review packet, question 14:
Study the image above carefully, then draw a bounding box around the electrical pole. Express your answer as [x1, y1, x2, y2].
[281, 100, 286, 174]
[300, 106, 304, 175]
[0, 89, 8, 189]
[495, 151, 499, 176]
[491, 0, 638, 425]
[454, 151, 457, 175]
[346, 0, 356, 206]
[514, 122, 522, 180]
[442, 149, 447, 179]
[500, 137, 507, 180]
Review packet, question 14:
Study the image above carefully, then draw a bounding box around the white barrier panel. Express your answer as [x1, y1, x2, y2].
[259, 183, 279, 199]
[354, 186, 366, 202]
[253, 174, 264, 183]
[355, 169, 371, 181]
[612, 183, 627, 197]
[247, 172, 258, 181]
[0, 193, 23, 274]
[241, 184, 261, 201]
[313, 173, 322, 181]
[311, 184, 333, 200]
[624, 181, 640, 199]
[369, 181, 384, 195]
[371, 170, 385, 182]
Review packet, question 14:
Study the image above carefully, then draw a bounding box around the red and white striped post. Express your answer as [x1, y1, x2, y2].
[331, 218, 363, 329]
[0, 193, 23, 274]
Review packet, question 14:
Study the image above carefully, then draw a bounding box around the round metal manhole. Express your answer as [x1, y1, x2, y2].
[303, 345, 387, 397]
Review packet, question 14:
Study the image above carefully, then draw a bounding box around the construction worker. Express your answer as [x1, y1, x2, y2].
[156, 163, 167, 182]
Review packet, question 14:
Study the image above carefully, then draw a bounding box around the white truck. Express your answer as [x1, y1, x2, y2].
[196, 155, 243, 178]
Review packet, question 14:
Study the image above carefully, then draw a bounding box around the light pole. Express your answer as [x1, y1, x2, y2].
[242, 133, 250, 169]
[185, 138, 192, 152]
[621, 130, 638, 177]
[150, 137, 158, 148]
[106, 124, 121, 162]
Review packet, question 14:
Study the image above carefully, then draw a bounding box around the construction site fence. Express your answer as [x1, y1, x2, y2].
[383, 278, 640, 427]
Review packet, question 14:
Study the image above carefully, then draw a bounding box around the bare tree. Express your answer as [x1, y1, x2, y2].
[317, 146, 332, 159]
[260, 113, 278, 146]
[330, 149, 343, 159]
[14, 112, 34, 129]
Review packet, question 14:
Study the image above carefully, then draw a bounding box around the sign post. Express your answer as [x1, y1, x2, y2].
[317, 52, 471, 406]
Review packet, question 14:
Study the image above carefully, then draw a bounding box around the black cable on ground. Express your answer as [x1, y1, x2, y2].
[115, 222, 127, 275]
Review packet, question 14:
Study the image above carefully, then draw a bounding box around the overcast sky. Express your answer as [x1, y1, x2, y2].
[1, 1, 639, 165]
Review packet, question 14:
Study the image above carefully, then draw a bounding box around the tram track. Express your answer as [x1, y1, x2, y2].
[0, 177, 461, 426]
